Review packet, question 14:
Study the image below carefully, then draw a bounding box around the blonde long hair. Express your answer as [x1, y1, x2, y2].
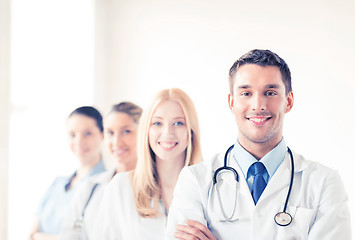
[132, 88, 202, 218]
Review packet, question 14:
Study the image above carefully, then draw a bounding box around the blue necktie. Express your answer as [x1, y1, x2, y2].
[251, 162, 267, 204]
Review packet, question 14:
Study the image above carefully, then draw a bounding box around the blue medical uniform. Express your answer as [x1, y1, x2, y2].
[37, 161, 105, 234]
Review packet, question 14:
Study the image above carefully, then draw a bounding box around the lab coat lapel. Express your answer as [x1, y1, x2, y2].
[227, 155, 255, 202]
[212, 152, 254, 203]
[207, 153, 254, 221]
[258, 151, 309, 203]
[259, 159, 289, 203]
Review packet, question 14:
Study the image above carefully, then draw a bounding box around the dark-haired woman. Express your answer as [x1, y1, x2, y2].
[29, 106, 106, 240]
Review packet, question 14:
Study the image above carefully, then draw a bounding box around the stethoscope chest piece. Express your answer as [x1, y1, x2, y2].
[274, 212, 292, 226]
[73, 219, 83, 230]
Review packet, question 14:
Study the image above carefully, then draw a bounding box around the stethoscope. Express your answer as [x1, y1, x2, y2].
[73, 183, 99, 230]
[213, 144, 295, 227]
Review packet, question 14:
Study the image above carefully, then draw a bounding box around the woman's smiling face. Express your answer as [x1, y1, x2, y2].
[67, 114, 103, 165]
[104, 112, 138, 166]
[148, 100, 188, 163]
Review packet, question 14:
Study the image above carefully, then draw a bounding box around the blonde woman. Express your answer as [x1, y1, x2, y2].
[94, 88, 215, 239]
[60, 102, 142, 240]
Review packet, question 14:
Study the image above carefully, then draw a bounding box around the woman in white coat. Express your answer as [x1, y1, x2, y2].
[60, 102, 142, 240]
[94, 88, 215, 239]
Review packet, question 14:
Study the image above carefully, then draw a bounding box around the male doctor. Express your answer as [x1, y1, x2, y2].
[166, 49, 351, 240]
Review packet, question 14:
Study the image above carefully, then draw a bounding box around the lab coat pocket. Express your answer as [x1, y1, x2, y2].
[276, 206, 316, 240]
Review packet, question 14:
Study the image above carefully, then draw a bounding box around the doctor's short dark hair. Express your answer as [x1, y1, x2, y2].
[228, 49, 292, 95]
[68, 106, 104, 132]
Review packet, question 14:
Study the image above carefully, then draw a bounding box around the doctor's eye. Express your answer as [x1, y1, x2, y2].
[152, 121, 162, 126]
[240, 92, 251, 97]
[84, 131, 92, 137]
[265, 91, 277, 96]
[105, 130, 114, 136]
[122, 129, 132, 135]
[174, 121, 185, 126]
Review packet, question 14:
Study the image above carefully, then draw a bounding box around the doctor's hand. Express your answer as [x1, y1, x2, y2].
[174, 219, 217, 240]
[30, 232, 59, 240]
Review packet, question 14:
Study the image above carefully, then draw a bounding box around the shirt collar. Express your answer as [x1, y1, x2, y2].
[64, 160, 106, 191]
[233, 138, 287, 179]
[88, 160, 106, 176]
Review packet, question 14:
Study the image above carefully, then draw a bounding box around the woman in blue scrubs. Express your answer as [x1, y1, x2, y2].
[29, 106, 106, 240]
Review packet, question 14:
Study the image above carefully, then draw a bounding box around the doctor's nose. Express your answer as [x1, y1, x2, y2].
[162, 124, 173, 135]
[251, 94, 266, 111]
[74, 134, 86, 147]
[113, 134, 123, 147]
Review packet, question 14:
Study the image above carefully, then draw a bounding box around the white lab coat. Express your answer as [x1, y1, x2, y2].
[60, 170, 115, 240]
[166, 149, 351, 240]
[93, 171, 166, 240]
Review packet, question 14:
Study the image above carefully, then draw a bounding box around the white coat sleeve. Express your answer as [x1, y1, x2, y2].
[308, 170, 351, 239]
[165, 166, 207, 240]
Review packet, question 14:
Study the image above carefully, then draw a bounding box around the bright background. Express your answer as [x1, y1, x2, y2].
[1, 0, 354, 239]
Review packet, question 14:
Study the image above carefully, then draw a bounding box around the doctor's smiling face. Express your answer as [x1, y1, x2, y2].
[67, 114, 104, 166]
[228, 63, 294, 153]
[148, 100, 189, 164]
[104, 112, 138, 169]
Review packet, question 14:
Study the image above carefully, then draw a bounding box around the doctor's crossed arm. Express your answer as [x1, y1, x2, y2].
[29, 217, 59, 240]
[30, 232, 59, 240]
[175, 220, 217, 240]
[306, 168, 351, 239]
[166, 159, 220, 240]
[171, 168, 217, 240]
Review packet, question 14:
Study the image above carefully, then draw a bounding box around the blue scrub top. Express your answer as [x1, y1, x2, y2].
[37, 161, 105, 234]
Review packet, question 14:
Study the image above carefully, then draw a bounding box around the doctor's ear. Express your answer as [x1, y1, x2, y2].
[228, 93, 234, 110]
[285, 91, 294, 113]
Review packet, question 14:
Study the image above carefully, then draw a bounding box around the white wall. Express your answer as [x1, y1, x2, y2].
[0, 0, 10, 239]
[9, 0, 96, 239]
[96, 0, 355, 232]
